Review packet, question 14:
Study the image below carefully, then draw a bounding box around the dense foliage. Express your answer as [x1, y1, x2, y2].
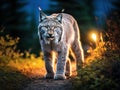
[72, 12, 120, 90]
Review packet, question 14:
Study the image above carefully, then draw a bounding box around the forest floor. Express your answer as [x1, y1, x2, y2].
[23, 77, 73, 90]
[22, 65, 74, 90]
[0, 57, 74, 90]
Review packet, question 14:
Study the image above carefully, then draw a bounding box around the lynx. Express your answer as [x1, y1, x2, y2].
[38, 8, 84, 80]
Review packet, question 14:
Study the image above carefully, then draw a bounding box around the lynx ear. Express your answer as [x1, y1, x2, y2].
[56, 13, 62, 23]
[38, 7, 47, 22]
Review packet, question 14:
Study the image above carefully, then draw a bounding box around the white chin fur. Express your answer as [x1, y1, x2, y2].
[44, 38, 50, 44]
[44, 37, 60, 44]
[49, 38, 54, 40]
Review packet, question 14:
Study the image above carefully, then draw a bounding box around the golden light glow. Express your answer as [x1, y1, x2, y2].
[33, 62, 36, 66]
[91, 33, 97, 42]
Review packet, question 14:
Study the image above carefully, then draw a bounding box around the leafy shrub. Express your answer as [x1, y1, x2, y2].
[72, 12, 120, 90]
[0, 34, 23, 65]
[73, 55, 120, 90]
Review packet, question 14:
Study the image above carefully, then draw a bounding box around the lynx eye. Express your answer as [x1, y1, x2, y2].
[54, 27, 61, 34]
[40, 26, 47, 34]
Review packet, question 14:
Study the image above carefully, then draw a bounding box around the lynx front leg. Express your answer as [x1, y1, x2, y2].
[54, 47, 68, 80]
[44, 52, 54, 79]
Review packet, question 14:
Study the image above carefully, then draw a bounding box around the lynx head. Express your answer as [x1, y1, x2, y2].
[38, 9, 63, 44]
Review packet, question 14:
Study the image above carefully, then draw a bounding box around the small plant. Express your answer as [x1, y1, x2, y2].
[0, 33, 23, 65]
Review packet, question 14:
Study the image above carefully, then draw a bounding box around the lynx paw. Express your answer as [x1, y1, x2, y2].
[44, 73, 54, 79]
[54, 74, 66, 80]
[65, 71, 72, 76]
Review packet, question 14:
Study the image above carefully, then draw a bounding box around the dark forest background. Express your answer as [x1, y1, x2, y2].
[0, 0, 120, 55]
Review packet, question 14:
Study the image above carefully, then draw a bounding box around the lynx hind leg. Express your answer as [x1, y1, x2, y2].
[44, 52, 54, 79]
[69, 48, 77, 76]
[65, 58, 72, 77]
[72, 41, 84, 69]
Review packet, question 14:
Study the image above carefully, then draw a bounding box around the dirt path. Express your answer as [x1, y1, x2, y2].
[22, 63, 74, 90]
[23, 78, 73, 90]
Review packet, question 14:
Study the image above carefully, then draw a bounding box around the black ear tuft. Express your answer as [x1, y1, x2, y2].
[38, 7, 47, 22]
[56, 13, 62, 23]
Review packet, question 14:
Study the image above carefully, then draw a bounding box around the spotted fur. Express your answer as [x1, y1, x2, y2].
[38, 10, 84, 80]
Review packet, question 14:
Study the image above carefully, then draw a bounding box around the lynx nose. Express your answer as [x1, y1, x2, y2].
[47, 30, 54, 38]
[48, 30, 54, 35]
